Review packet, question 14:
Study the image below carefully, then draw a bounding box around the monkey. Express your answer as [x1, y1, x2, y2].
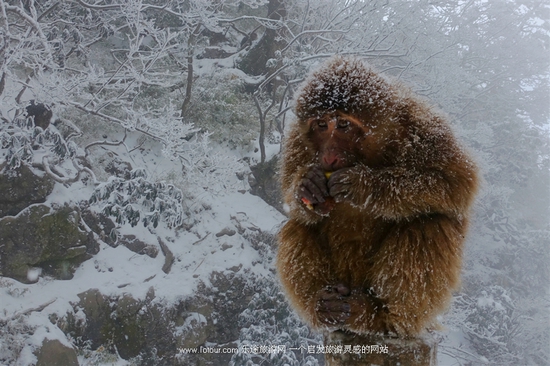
[25, 100, 53, 129]
[277, 57, 478, 337]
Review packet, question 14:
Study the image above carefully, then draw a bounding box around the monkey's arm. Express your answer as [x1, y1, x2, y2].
[328, 140, 477, 220]
[277, 219, 335, 328]
[280, 126, 331, 223]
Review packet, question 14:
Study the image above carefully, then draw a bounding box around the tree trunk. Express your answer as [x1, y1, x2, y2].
[180, 24, 201, 119]
[237, 0, 286, 76]
[0, 72, 5, 96]
[180, 53, 193, 118]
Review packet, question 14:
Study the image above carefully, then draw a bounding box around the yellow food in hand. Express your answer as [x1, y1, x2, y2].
[301, 197, 314, 210]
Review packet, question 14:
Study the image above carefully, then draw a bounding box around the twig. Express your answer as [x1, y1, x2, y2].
[9, 298, 57, 320]
[192, 233, 210, 246]
[193, 258, 206, 273]
[84, 130, 128, 156]
[70, 102, 167, 145]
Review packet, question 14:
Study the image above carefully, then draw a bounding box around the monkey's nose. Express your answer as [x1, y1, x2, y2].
[323, 155, 339, 168]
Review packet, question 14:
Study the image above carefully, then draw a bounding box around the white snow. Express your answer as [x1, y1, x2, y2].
[0, 130, 286, 364]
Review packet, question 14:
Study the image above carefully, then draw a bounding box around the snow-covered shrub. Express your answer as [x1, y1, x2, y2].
[89, 169, 185, 230]
[232, 277, 322, 366]
[455, 285, 549, 365]
[0, 315, 35, 365]
[463, 286, 515, 347]
[0, 117, 76, 169]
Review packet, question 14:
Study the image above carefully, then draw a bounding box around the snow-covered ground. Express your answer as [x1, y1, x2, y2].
[0, 115, 291, 364]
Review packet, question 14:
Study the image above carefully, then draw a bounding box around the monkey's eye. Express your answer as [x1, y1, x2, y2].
[317, 120, 327, 128]
[337, 120, 350, 129]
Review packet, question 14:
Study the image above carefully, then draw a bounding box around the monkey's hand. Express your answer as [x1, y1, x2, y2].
[316, 284, 389, 332]
[298, 167, 335, 215]
[326, 167, 355, 203]
[316, 284, 352, 326]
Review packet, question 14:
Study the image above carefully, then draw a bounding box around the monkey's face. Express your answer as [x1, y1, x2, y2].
[307, 112, 368, 172]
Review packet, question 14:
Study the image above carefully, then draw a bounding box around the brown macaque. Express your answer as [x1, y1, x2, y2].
[277, 57, 478, 336]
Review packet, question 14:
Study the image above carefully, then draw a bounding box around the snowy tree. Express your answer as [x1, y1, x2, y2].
[0, 0, 254, 227]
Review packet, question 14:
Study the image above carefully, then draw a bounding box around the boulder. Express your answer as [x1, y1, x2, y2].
[0, 164, 54, 218]
[80, 204, 117, 247]
[119, 234, 159, 258]
[35, 339, 79, 366]
[0, 204, 98, 283]
[59, 272, 256, 364]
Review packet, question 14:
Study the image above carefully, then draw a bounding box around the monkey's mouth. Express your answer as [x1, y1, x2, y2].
[321, 159, 350, 172]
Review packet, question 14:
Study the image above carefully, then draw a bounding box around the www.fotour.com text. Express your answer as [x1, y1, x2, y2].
[178, 344, 389, 355]
[178, 345, 285, 355]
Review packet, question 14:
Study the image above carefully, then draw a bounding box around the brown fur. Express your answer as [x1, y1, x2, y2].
[277, 57, 478, 336]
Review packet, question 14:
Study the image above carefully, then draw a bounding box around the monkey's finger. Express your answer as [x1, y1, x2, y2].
[306, 168, 330, 196]
[298, 183, 321, 204]
[328, 175, 351, 194]
[301, 178, 326, 203]
[322, 284, 351, 297]
[298, 184, 314, 203]
[307, 166, 326, 180]
[335, 283, 351, 296]
[319, 313, 350, 325]
[317, 305, 351, 325]
[318, 291, 344, 301]
[318, 314, 344, 326]
[328, 177, 350, 192]
[318, 300, 351, 313]
[328, 167, 354, 184]
[327, 171, 351, 198]
[326, 167, 349, 182]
